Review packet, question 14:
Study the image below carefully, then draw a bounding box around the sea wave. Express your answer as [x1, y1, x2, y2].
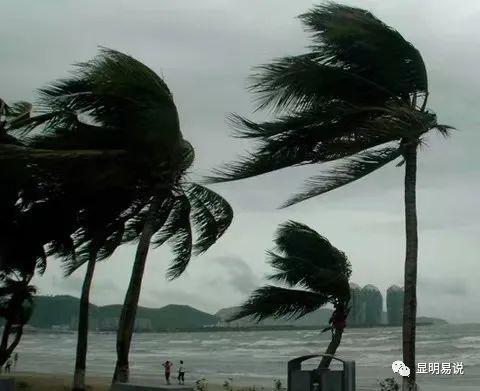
[169, 340, 196, 344]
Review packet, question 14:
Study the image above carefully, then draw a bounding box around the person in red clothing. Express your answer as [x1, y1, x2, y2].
[162, 360, 173, 384]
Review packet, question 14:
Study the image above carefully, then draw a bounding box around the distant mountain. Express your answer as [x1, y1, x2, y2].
[28, 295, 218, 331]
[26, 295, 447, 332]
[215, 306, 333, 327]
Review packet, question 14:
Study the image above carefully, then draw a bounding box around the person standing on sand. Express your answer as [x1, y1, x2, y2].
[178, 360, 185, 385]
[13, 353, 18, 369]
[162, 360, 173, 384]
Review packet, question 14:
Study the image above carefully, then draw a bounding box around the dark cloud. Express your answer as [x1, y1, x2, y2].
[209, 256, 262, 296]
[418, 277, 469, 297]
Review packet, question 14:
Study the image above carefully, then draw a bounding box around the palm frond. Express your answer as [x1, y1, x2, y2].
[96, 223, 125, 261]
[249, 53, 394, 113]
[268, 221, 350, 293]
[123, 196, 174, 243]
[184, 183, 233, 255]
[207, 103, 424, 184]
[152, 195, 193, 280]
[34, 48, 180, 147]
[229, 285, 329, 322]
[435, 124, 455, 137]
[282, 144, 402, 207]
[0, 143, 126, 161]
[299, 3, 428, 100]
[206, 149, 309, 184]
[2, 101, 33, 132]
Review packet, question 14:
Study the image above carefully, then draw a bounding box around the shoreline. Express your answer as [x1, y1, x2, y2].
[23, 321, 448, 335]
[0, 372, 265, 391]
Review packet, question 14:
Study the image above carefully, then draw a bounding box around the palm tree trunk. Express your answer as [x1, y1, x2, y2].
[318, 328, 344, 368]
[0, 321, 12, 366]
[3, 326, 23, 365]
[72, 251, 97, 391]
[0, 322, 24, 367]
[402, 143, 418, 391]
[112, 199, 162, 384]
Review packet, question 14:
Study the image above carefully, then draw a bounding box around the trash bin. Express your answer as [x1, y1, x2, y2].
[287, 354, 355, 391]
[0, 378, 15, 391]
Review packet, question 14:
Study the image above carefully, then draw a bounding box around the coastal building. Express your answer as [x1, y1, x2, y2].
[387, 285, 404, 326]
[362, 284, 383, 326]
[98, 317, 153, 331]
[134, 318, 153, 332]
[99, 317, 120, 331]
[347, 283, 365, 326]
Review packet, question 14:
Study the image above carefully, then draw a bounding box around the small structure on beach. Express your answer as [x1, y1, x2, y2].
[288, 354, 355, 391]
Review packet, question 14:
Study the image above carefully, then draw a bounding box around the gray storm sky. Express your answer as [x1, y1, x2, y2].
[2, 1, 479, 322]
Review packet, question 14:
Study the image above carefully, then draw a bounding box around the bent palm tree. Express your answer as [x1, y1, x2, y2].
[208, 5, 452, 389]
[113, 181, 233, 383]
[230, 221, 350, 368]
[5, 48, 193, 391]
[0, 274, 36, 366]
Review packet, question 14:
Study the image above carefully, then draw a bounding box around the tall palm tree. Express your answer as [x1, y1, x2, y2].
[208, 5, 452, 389]
[230, 221, 350, 368]
[113, 181, 233, 383]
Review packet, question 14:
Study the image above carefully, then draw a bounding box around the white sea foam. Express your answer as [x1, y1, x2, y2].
[14, 323, 480, 390]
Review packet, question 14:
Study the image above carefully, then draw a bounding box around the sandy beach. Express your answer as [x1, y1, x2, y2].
[1, 372, 110, 391]
[1, 373, 239, 391]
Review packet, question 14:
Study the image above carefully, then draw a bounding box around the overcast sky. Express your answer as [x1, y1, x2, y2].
[2, 0, 479, 322]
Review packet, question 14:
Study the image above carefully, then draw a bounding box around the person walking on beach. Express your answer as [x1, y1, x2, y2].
[162, 360, 173, 385]
[13, 353, 18, 369]
[178, 360, 185, 385]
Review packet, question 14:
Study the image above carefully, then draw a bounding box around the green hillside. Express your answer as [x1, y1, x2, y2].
[28, 295, 218, 331]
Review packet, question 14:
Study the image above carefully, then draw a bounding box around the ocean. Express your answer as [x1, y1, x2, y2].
[15, 323, 480, 390]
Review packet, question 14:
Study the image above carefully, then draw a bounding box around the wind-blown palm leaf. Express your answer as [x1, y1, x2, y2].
[267, 252, 349, 296]
[208, 103, 431, 185]
[249, 53, 395, 113]
[185, 183, 233, 255]
[435, 124, 456, 137]
[1, 101, 34, 132]
[32, 48, 181, 156]
[229, 285, 329, 322]
[152, 195, 193, 280]
[267, 221, 350, 293]
[232, 221, 351, 325]
[0, 143, 126, 161]
[299, 4, 428, 103]
[122, 195, 173, 243]
[282, 145, 402, 207]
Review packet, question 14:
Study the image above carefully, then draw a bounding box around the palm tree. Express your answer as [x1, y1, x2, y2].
[4, 48, 197, 390]
[113, 181, 233, 383]
[0, 192, 75, 367]
[208, 5, 452, 389]
[230, 221, 350, 368]
[0, 273, 36, 366]
[1, 102, 77, 363]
